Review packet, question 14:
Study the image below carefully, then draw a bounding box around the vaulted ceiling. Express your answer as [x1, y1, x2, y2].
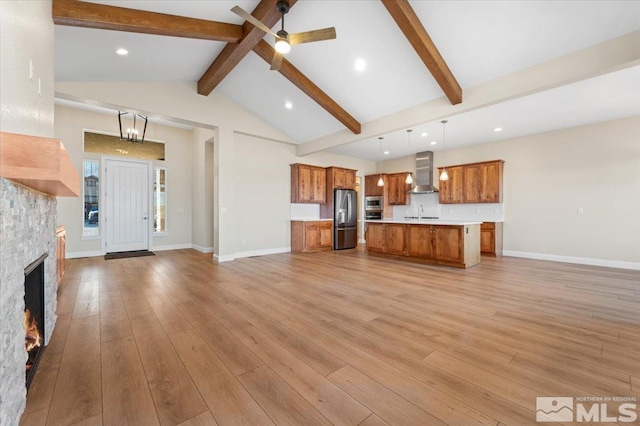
[54, 0, 640, 160]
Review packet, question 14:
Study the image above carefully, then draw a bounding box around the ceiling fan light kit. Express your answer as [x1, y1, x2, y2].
[231, 0, 336, 71]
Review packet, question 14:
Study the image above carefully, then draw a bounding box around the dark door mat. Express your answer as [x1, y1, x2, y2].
[104, 250, 155, 260]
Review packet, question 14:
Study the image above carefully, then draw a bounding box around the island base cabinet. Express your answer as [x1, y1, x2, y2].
[366, 223, 481, 268]
[291, 221, 333, 253]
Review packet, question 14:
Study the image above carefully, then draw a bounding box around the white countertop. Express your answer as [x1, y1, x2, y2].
[362, 219, 482, 226]
[291, 218, 333, 222]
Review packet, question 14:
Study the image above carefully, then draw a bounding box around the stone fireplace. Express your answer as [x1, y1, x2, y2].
[0, 178, 58, 424]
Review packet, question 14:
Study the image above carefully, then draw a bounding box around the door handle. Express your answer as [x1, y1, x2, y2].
[142, 216, 148, 220]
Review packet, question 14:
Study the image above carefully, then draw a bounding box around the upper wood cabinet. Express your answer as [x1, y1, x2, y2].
[438, 165, 464, 204]
[326, 167, 356, 190]
[438, 160, 504, 204]
[386, 173, 411, 205]
[291, 164, 326, 204]
[364, 174, 384, 197]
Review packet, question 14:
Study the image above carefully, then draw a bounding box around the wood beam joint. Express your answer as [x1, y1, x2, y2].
[381, 0, 462, 105]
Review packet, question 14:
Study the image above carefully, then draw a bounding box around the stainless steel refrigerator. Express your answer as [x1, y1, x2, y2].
[333, 189, 357, 250]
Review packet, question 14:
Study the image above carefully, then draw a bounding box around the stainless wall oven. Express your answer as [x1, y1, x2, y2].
[365, 211, 382, 220]
[365, 196, 383, 211]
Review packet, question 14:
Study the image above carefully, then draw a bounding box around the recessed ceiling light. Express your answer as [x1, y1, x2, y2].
[116, 48, 129, 56]
[383, 151, 389, 155]
[354, 58, 366, 72]
[421, 132, 428, 137]
[494, 127, 503, 132]
[285, 101, 293, 109]
[430, 141, 437, 145]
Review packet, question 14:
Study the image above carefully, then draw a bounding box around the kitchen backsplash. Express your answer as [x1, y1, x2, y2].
[392, 193, 505, 222]
[290, 203, 320, 220]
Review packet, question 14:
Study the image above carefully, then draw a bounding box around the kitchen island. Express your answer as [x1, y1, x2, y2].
[364, 219, 481, 268]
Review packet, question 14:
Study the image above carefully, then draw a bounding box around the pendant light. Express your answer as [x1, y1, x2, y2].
[405, 129, 414, 185]
[118, 111, 147, 144]
[377, 137, 384, 187]
[439, 120, 449, 181]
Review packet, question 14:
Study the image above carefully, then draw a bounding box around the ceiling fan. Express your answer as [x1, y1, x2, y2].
[231, 1, 336, 71]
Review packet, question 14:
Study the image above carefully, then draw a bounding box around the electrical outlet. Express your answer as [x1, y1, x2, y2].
[577, 207, 584, 215]
[38, 78, 41, 96]
[242, 239, 246, 245]
[29, 60, 34, 80]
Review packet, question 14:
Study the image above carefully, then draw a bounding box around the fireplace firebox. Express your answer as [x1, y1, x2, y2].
[24, 253, 47, 389]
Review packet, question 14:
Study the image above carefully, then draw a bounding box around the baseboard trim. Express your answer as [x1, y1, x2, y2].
[213, 254, 235, 263]
[152, 243, 192, 252]
[235, 247, 290, 259]
[66, 250, 103, 259]
[192, 244, 214, 253]
[503, 250, 640, 271]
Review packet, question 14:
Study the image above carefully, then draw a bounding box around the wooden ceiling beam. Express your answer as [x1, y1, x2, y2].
[197, 0, 297, 96]
[252, 40, 361, 135]
[380, 0, 462, 105]
[52, 0, 242, 42]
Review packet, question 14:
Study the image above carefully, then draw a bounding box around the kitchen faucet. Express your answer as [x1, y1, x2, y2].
[419, 204, 424, 220]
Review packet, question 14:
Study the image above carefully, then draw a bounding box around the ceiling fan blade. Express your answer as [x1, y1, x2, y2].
[289, 27, 336, 45]
[270, 52, 284, 71]
[231, 6, 278, 38]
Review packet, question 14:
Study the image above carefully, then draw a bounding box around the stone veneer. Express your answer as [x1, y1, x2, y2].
[0, 178, 58, 425]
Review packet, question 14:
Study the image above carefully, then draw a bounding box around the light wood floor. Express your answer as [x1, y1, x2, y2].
[20, 249, 640, 426]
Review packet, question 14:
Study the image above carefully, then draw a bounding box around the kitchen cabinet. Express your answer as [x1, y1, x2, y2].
[366, 222, 480, 268]
[438, 166, 464, 204]
[56, 225, 66, 284]
[480, 221, 503, 256]
[463, 161, 504, 203]
[326, 167, 356, 190]
[386, 173, 411, 205]
[291, 220, 333, 252]
[438, 160, 504, 204]
[291, 163, 326, 204]
[364, 222, 406, 256]
[321, 166, 358, 219]
[365, 174, 384, 197]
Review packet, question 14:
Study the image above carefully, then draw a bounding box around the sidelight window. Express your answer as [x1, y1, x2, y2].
[83, 160, 100, 237]
[153, 167, 167, 234]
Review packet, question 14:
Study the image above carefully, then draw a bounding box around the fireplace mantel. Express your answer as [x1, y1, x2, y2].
[0, 132, 79, 196]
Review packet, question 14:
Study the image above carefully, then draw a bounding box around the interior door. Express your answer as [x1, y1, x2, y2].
[105, 158, 150, 253]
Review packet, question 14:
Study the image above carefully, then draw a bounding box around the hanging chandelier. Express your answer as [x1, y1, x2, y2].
[118, 111, 148, 144]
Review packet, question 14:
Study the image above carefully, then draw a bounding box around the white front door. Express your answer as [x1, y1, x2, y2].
[104, 158, 151, 253]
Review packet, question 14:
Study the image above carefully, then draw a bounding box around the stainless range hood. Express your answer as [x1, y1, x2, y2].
[407, 151, 439, 194]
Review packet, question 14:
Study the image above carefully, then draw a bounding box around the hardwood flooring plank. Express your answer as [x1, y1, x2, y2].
[100, 313, 132, 343]
[176, 301, 263, 375]
[142, 288, 193, 335]
[229, 299, 346, 376]
[281, 316, 498, 426]
[22, 362, 58, 415]
[132, 324, 207, 425]
[169, 329, 274, 426]
[69, 413, 103, 426]
[218, 315, 372, 425]
[632, 376, 639, 391]
[72, 281, 100, 319]
[19, 407, 48, 426]
[176, 411, 218, 426]
[357, 414, 390, 426]
[101, 336, 158, 426]
[328, 365, 447, 426]
[238, 365, 332, 425]
[46, 315, 102, 426]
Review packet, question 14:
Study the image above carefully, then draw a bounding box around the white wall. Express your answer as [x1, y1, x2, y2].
[232, 133, 376, 258]
[55, 105, 194, 256]
[0, 1, 56, 423]
[191, 128, 215, 252]
[433, 116, 640, 268]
